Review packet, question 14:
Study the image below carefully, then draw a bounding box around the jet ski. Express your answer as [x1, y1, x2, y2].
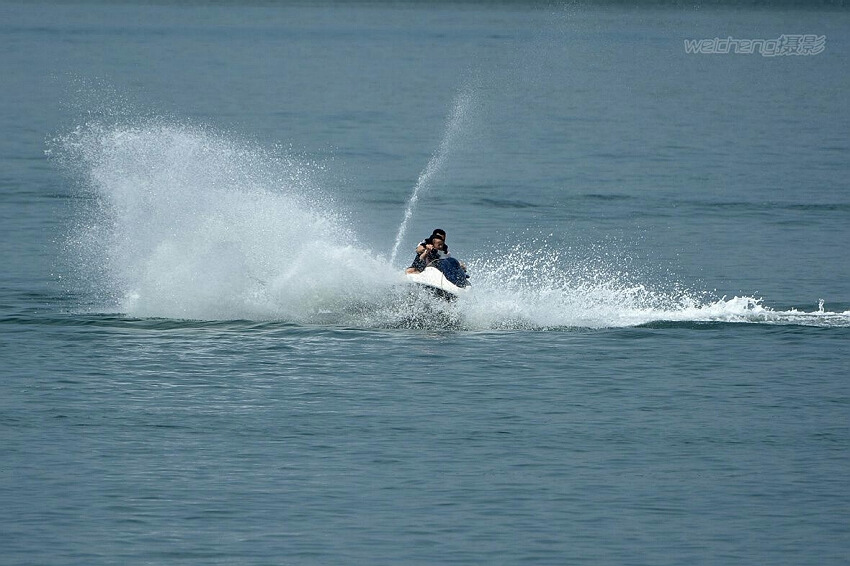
[405, 257, 470, 300]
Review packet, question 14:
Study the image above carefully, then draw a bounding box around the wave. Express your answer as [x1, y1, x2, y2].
[51, 120, 850, 330]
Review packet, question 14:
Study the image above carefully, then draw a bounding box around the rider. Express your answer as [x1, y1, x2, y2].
[406, 229, 449, 273]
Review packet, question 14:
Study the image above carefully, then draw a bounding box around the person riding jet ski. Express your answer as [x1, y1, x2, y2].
[406, 228, 449, 274]
[403, 228, 469, 297]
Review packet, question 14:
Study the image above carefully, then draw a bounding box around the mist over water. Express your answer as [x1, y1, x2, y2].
[53, 118, 849, 329]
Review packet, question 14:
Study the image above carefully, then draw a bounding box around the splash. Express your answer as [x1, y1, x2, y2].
[53, 120, 397, 321]
[52, 119, 849, 329]
[455, 244, 850, 329]
[389, 89, 474, 266]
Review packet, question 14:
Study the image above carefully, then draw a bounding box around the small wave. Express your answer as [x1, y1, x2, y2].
[677, 199, 850, 214]
[476, 197, 543, 209]
[581, 193, 634, 202]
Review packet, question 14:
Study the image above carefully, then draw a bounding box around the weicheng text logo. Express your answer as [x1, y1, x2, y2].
[684, 35, 826, 57]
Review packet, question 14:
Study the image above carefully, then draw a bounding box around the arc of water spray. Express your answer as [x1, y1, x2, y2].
[389, 89, 473, 266]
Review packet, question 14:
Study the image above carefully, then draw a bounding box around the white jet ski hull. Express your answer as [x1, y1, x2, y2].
[405, 266, 469, 298]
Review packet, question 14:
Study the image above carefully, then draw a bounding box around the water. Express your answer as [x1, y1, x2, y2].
[2, 2, 849, 565]
[389, 88, 473, 265]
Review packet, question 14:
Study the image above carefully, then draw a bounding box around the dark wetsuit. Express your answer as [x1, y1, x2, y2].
[409, 238, 449, 272]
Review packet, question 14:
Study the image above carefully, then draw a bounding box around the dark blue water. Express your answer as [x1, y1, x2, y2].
[2, 2, 849, 564]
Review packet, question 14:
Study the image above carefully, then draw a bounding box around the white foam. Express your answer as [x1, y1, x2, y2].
[456, 246, 850, 329]
[57, 121, 397, 321]
[55, 121, 849, 329]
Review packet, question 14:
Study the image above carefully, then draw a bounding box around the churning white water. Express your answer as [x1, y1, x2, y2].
[55, 121, 397, 321]
[53, 120, 850, 329]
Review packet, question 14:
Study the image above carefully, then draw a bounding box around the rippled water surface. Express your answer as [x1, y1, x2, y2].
[2, 2, 849, 564]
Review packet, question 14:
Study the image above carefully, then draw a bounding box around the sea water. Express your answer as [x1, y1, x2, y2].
[2, 2, 849, 565]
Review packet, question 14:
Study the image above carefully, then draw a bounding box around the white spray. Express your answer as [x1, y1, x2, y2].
[53, 117, 850, 329]
[53, 120, 397, 320]
[389, 89, 473, 266]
